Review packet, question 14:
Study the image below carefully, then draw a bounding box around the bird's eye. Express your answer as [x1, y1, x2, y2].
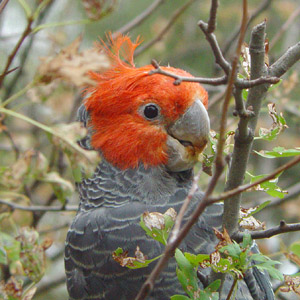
[143, 104, 159, 120]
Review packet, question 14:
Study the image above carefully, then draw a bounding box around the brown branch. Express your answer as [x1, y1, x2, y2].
[0, 0, 10, 14]
[209, 154, 300, 204]
[134, 137, 300, 300]
[134, 0, 195, 57]
[233, 221, 300, 242]
[135, 159, 225, 300]
[169, 169, 201, 243]
[149, 60, 227, 85]
[215, 0, 248, 171]
[270, 6, 300, 50]
[0, 199, 77, 212]
[236, 76, 280, 88]
[207, 0, 219, 33]
[198, 20, 231, 74]
[226, 277, 238, 300]
[0, 17, 33, 88]
[112, 0, 165, 39]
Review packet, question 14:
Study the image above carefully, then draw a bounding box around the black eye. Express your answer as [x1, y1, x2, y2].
[144, 104, 159, 119]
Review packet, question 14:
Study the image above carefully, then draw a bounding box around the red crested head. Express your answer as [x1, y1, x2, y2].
[84, 34, 209, 170]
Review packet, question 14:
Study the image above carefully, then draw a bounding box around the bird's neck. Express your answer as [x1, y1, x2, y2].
[78, 158, 194, 210]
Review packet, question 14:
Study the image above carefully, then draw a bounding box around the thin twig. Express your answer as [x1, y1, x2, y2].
[149, 60, 227, 85]
[207, 0, 218, 33]
[215, 0, 248, 169]
[112, 0, 165, 39]
[0, 17, 33, 88]
[226, 277, 238, 300]
[209, 154, 300, 204]
[0, 0, 10, 14]
[135, 161, 225, 300]
[169, 169, 201, 243]
[2, 128, 20, 159]
[135, 0, 195, 57]
[198, 21, 231, 74]
[0, 199, 77, 212]
[236, 76, 280, 88]
[233, 221, 300, 242]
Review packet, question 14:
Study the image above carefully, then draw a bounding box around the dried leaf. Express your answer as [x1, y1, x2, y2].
[39, 37, 110, 86]
[280, 275, 300, 295]
[112, 246, 146, 267]
[143, 211, 165, 231]
[240, 207, 266, 231]
[4, 276, 23, 299]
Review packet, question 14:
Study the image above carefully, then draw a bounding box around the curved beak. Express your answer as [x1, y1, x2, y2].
[166, 99, 210, 172]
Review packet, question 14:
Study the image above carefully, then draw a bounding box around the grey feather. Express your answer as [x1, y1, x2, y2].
[65, 159, 275, 300]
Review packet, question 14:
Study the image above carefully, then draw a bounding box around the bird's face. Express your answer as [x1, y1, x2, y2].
[85, 36, 210, 172]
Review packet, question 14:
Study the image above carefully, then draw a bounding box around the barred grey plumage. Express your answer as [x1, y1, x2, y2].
[65, 106, 275, 300]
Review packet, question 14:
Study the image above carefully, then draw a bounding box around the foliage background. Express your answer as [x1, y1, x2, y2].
[0, 0, 299, 299]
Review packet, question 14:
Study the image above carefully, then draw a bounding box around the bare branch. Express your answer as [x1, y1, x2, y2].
[223, 20, 266, 235]
[149, 60, 227, 85]
[233, 221, 300, 242]
[207, 0, 219, 34]
[269, 41, 300, 78]
[112, 0, 165, 39]
[0, 17, 33, 88]
[210, 154, 300, 204]
[215, 0, 248, 170]
[169, 169, 201, 243]
[198, 20, 231, 74]
[236, 76, 280, 88]
[134, 0, 195, 57]
[0, 199, 77, 212]
[0, 0, 10, 14]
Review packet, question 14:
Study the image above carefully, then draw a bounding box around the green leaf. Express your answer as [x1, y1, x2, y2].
[249, 173, 287, 199]
[254, 147, 300, 158]
[205, 279, 221, 292]
[290, 242, 300, 257]
[220, 243, 242, 258]
[175, 249, 198, 294]
[171, 295, 191, 300]
[184, 252, 210, 267]
[241, 233, 252, 249]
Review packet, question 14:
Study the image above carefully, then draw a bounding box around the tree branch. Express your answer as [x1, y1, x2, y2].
[233, 221, 300, 242]
[198, 20, 231, 74]
[269, 41, 300, 78]
[0, 17, 33, 88]
[207, 0, 218, 33]
[0, 199, 77, 212]
[223, 20, 265, 236]
[149, 59, 228, 85]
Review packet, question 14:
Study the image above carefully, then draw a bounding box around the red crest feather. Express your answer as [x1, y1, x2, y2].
[84, 34, 208, 169]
